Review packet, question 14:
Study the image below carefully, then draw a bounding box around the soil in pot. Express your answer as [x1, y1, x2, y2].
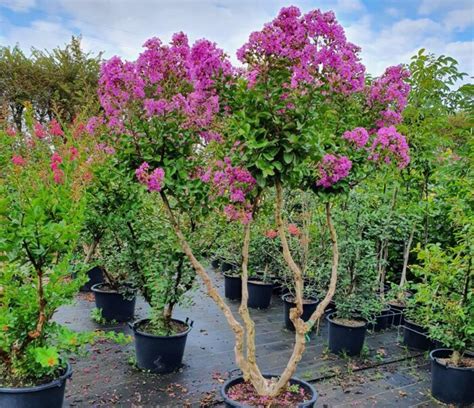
[327, 313, 367, 356]
[402, 319, 432, 351]
[367, 307, 391, 332]
[0, 362, 72, 408]
[80, 266, 104, 292]
[131, 318, 192, 374]
[283, 294, 319, 331]
[91, 283, 136, 322]
[430, 349, 474, 405]
[221, 374, 318, 407]
[224, 274, 242, 300]
[247, 280, 273, 309]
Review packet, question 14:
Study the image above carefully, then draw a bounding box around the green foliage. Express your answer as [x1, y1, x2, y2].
[0, 36, 101, 130]
[0, 122, 124, 386]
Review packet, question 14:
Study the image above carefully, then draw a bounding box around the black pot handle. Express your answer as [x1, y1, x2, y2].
[185, 317, 194, 327]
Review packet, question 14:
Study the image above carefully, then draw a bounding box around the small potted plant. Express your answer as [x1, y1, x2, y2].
[402, 287, 432, 351]
[0, 120, 126, 407]
[213, 221, 243, 300]
[124, 197, 196, 374]
[83, 164, 142, 322]
[411, 243, 473, 405]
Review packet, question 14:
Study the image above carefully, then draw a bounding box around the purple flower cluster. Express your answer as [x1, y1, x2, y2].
[98, 32, 232, 133]
[199, 157, 256, 224]
[368, 126, 410, 169]
[368, 65, 410, 128]
[135, 162, 165, 192]
[237, 6, 365, 94]
[342, 127, 369, 149]
[316, 154, 352, 188]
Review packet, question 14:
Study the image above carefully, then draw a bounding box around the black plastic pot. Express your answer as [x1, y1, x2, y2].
[91, 283, 136, 322]
[80, 266, 104, 292]
[430, 349, 474, 405]
[403, 319, 432, 351]
[282, 294, 319, 331]
[224, 275, 242, 300]
[129, 318, 193, 374]
[327, 313, 367, 356]
[247, 280, 273, 309]
[367, 308, 391, 332]
[221, 262, 236, 273]
[211, 259, 221, 269]
[0, 362, 72, 408]
[388, 303, 405, 326]
[221, 373, 318, 407]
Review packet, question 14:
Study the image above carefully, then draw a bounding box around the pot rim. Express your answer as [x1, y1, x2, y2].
[91, 283, 136, 296]
[326, 312, 367, 328]
[247, 279, 273, 287]
[130, 318, 192, 339]
[224, 273, 241, 279]
[0, 362, 72, 393]
[282, 293, 319, 305]
[430, 348, 474, 372]
[220, 373, 318, 407]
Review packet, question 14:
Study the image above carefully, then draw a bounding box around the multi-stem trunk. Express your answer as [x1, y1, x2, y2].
[160, 187, 339, 398]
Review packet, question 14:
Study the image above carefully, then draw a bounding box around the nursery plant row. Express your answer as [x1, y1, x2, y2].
[0, 5, 472, 408]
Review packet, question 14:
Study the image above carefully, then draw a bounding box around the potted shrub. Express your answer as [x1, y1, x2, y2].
[125, 197, 196, 374]
[93, 7, 410, 404]
[0, 120, 126, 407]
[412, 243, 473, 405]
[83, 163, 141, 322]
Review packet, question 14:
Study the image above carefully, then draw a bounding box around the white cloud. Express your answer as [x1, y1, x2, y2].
[0, 0, 36, 12]
[444, 8, 474, 31]
[1, 19, 75, 51]
[0, 0, 472, 79]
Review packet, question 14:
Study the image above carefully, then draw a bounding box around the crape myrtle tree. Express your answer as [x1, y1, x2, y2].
[94, 6, 410, 397]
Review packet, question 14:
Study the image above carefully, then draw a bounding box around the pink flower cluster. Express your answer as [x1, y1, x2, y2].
[237, 6, 365, 94]
[316, 154, 352, 188]
[98, 32, 232, 133]
[368, 126, 410, 169]
[368, 65, 410, 127]
[50, 152, 64, 184]
[12, 155, 26, 166]
[199, 157, 256, 224]
[342, 127, 369, 149]
[265, 229, 278, 239]
[135, 162, 165, 192]
[34, 122, 47, 139]
[49, 119, 64, 137]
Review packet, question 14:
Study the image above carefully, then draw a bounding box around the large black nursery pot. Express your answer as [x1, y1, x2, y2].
[326, 313, 367, 356]
[367, 307, 392, 332]
[282, 294, 319, 331]
[224, 274, 242, 300]
[388, 302, 405, 326]
[0, 362, 72, 408]
[129, 318, 193, 374]
[80, 266, 104, 292]
[402, 319, 432, 351]
[91, 283, 136, 322]
[247, 279, 273, 309]
[220, 373, 318, 408]
[430, 349, 474, 405]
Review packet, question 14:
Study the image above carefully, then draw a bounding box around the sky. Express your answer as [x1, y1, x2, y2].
[0, 0, 473, 78]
